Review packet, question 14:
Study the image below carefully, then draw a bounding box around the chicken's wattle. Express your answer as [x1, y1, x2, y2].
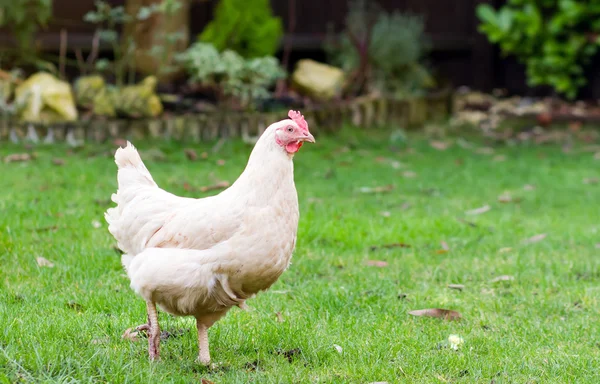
[286, 141, 303, 153]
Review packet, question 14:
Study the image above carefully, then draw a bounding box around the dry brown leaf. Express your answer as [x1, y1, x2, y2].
[113, 138, 128, 147]
[435, 249, 449, 254]
[199, 181, 230, 193]
[440, 241, 450, 251]
[36, 256, 54, 268]
[408, 308, 462, 320]
[370, 243, 411, 251]
[275, 312, 284, 323]
[402, 171, 417, 178]
[524, 233, 547, 244]
[366, 260, 388, 267]
[359, 185, 394, 194]
[430, 141, 450, 150]
[475, 147, 495, 155]
[216, 159, 226, 166]
[583, 177, 599, 185]
[184, 148, 198, 161]
[52, 158, 65, 166]
[465, 205, 491, 215]
[448, 284, 465, 291]
[201, 151, 208, 159]
[497, 193, 512, 203]
[201, 379, 214, 384]
[493, 155, 506, 162]
[122, 327, 139, 342]
[4, 153, 32, 163]
[594, 152, 600, 160]
[523, 184, 536, 191]
[490, 275, 514, 283]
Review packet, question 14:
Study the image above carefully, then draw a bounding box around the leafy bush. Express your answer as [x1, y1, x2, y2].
[0, 0, 52, 62]
[176, 42, 285, 109]
[325, 0, 433, 98]
[198, 0, 283, 58]
[477, 0, 600, 99]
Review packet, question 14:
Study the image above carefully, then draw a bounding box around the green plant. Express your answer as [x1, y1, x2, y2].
[325, 0, 433, 98]
[84, 1, 134, 86]
[198, 0, 283, 58]
[176, 42, 285, 109]
[140, 0, 187, 78]
[0, 0, 52, 62]
[477, 0, 600, 99]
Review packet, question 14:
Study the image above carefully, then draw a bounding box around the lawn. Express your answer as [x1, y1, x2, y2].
[1, 126, 599, 383]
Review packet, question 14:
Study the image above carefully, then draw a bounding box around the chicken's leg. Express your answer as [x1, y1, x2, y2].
[196, 321, 210, 365]
[146, 301, 160, 361]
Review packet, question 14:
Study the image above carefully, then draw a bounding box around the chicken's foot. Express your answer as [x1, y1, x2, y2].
[196, 321, 210, 365]
[146, 301, 160, 361]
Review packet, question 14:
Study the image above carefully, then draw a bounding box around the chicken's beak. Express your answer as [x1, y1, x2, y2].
[300, 132, 315, 143]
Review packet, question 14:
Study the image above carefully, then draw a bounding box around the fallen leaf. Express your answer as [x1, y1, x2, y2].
[490, 275, 514, 283]
[448, 284, 464, 291]
[498, 247, 512, 253]
[199, 181, 230, 192]
[524, 233, 547, 244]
[359, 185, 394, 194]
[595, 243, 600, 249]
[201, 379, 214, 384]
[523, 184, 536, 191]
[183, 182, 193, 191]
[4, 153, 32, 163]
[583, 177, 598, 185]
[435, 249, 449, 254]
[36, 256, 54, 268]
[275, 312, 284, 323]
[380, 211, 391, 217]
[91, 220, 102, 229]
[184, 148, 198, 161]
[333, 344, 343, 353]
[216, 159, 226, 166]
[440, 241, 450, 251]
[465, 205, 491, 215]
[475, 147, 495, 155]
[201, 151, 208, 159]
[52, 158, 65, 166]
[408, 308, 462, 320]
[122, 327, 139, 342]
[275, 348, 301, 363]
[366, 260, 388, 267]
[113, 138, 128, 147]
[402, 171, 417, 178]
[374, 156, 387, 163]
[370, 243, 411, 251]
[430, 141, 449, 150]
[390, 160, 402, 169]
[594, 152, 600, 160]
[497, 193, 513, 203]
[493, 155, 506, 162]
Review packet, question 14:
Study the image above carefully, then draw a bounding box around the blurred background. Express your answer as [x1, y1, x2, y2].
[1, 0, 600, 141]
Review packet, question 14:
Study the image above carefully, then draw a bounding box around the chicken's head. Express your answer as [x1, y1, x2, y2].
[274, 110, 315, 154]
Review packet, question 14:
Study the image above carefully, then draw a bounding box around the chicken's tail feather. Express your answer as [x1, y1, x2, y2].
[114, 141, 157, 188]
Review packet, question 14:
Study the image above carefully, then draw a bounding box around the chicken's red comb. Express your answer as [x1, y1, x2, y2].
[288, 110, 309, 133]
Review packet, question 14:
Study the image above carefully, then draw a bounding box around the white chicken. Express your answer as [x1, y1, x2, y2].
[105, 110, 315, 364]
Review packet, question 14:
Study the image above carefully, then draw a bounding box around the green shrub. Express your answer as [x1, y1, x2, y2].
[0, 0, 52, 62]
[325, 0, 433, 98]
[176, 42, 285, 109]
[477, 0, 600, 99]
[198, 0, 283, 58]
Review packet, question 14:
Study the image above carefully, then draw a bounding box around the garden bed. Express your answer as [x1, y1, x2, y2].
[0, 91, 452, 144]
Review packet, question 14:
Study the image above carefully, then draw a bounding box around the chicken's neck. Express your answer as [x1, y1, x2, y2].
[224, 130, 296, 206]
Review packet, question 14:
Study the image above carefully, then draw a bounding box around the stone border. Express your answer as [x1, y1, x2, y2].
[0, 92, 451, 144]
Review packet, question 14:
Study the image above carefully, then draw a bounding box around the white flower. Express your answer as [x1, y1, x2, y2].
[448, 334, 464, 350]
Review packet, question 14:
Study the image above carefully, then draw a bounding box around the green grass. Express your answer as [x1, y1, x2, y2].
[1, 127, 599, 383]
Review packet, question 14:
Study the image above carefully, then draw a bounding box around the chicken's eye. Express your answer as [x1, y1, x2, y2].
[287, 126, 294, 132]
